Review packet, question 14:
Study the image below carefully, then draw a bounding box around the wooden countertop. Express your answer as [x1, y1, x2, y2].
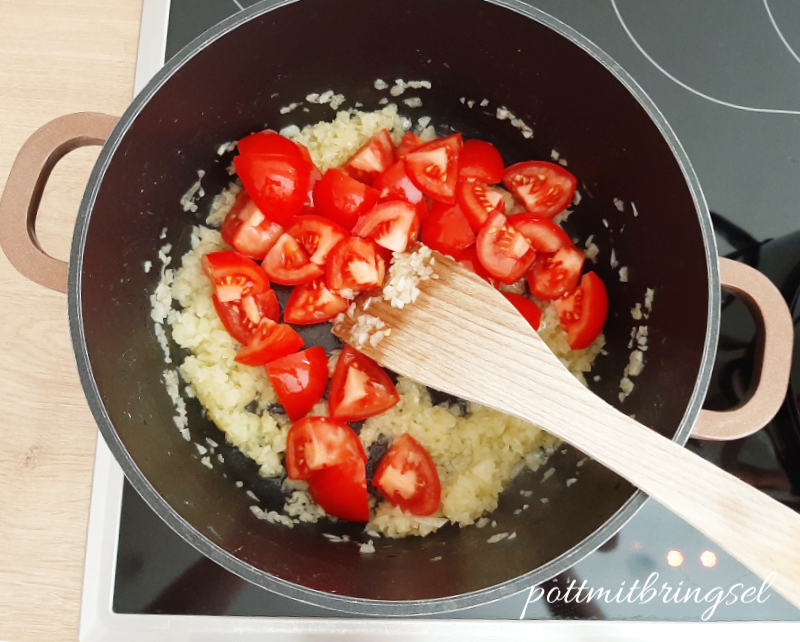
[0, 2, 143, 640]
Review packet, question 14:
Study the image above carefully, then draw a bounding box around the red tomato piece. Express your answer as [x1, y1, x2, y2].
[351, 200, 421, 253]
[502, 161, 577, 219]
[475, 213, 537, 285]
[396, 131, 424, 157]
[312, 167, 380, 231]
[234, 318, 304, 366]
[329, 345, 400, 422]
[266, 347, 329, 421]
[285, 416, 367, 480]
[308, 458, 370, 522]
[202, 251, 270, 302]
[220, 192, 283, 260]
[421, 201, 476, 257]
[286, 214, 348, 266]
[233, 153, 312, 227]
[404, 133, 462, 204]
[510, 213, 572, 253]
[502, 293, 543, 331]
[298, 144, 322, 208]
[458, 139, 504, 184]
[554, 272, 609, 350]
[237, 130, 304, 160]
[261, 233, 325, 286]
[526, 245, 585, 301]
[456, 181, 505, 232]
[373, 434, 441, 516]
[372, 160, 425, 205]
[455, 245, 500, 289]
[326, 237, 386, 295]
[283, 278, 350, 325]
[342, 129, 395, 185]
[211, 289, 279, 345]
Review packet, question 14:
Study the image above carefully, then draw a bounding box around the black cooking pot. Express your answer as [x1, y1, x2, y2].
[0, 0, 792, 615]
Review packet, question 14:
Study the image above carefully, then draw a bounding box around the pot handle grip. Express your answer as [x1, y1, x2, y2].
[691, 257, 794, 441]
[0, 112, 119, 293]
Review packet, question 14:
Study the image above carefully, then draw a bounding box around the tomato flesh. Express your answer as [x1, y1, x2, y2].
[502, 293, 542, 331]
[421, 201, 476, 257]
[234, 153, 312, 227]
[373, 434, 441, 516]
[266, 347, 329, 421]
[262, 233, 325, 286]
[372, 160, 425, 205]
[212, 290, 279, 345]
[308, 458, 370, 522]
[285, 416, 366, 480]
[526, 245, 585, 301]
[283, 278, 350, 325]
[352, 200, 421, 253]
[455, 245, 500, 289]
[475, 213, 536, 285]
[286, 214, 348, 266]
[554, 272, 608, 350]
[456, 181, 505, 232]
[404, 133, 462, 204]
[396, 131, 424, 157]
[234, 318, 304, 366]
[326, 237, 386, 295]
[220, 192, 284, 260]
[312, 167, 380, 231]
[342, 129, 395, 185]
[329, 345, 400, 422]
[510, 213, 572, 253]
[202, 251, 270, 302]
[502, 161, 577, 219]
[458, 139, 504, 184]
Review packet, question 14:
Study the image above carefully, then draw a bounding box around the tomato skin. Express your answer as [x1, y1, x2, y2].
[312, 168, 380, 231]
[342, 129, 396, 185]
[458, 139, 504, 184]
[455, 245, 500, 289]
[286, 214, 348, 266]
[554, 272, 608, 350]
[421, 201, 476, 257]
[285, 416, 367, 480]
[502, 293, 542, 331]
[308, 458, 370, 522]
[234, 154, 312, 227]
[234, 318, 304, 366]
[404, 133, 462, 204]
[266, 347, 329, 421]
[475, 213, 537, 285]
[283, 278, 350, 325]
[202, 251, 271, 302]
[396, 132, 424, 157]
[456, 181, 505, 232]
[373, 434, 441, 516]
[262, 233, 325, 286]
[502, 161, 577, 219]
[352, 200, 421, 253]
[238, 130, 304, 159]
[526, 245, 585, 301]
[510, 213, 572, 253]
[220, 192, 284, 260]
[329, 345, 400, 422]
[372, 160, 425, 205]
[326, 237, 386, 295]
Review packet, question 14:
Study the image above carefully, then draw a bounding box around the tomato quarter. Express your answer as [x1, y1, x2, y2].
[308, 458, 370, 522]
[326, 236, 386, 295]
[286, 214, 348, 266]
[266, 347, 329, 421]
[312, 167, 380, 231]
[285, 416, 366, 480]
[352, 200, 421, 253]
[373, 434, 441, 516]
[458, 139, 504, 184]
[404, 133, 462, 204]
[475, 213, 537, 284]
[238, 130, 305, 159]
[234, 318, 304, 366]
[283, 278, 350, 325]
[421, 201, 476, 257]
[220, 192, 283, 260]
[396, 131, 424, 157]
[202, 251, 270, 302]
[342, 129, 395, 185]
[262, 232, 325, 285]
[554, 271, 608, 350]
[233, 153, 312, 227]
[526, 245, 585, 301]
[510, 213, 572, 253]
[502, 292, 542, 331]
[456, 181, 505, 232]
[329, 345, 400, 422]
[502, 160, 577, 219]
[455, 245, 500, 289]
[212, 289, 279, 345]
[372, 160, 425, 205]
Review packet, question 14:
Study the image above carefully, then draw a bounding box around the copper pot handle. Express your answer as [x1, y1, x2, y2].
[0, 112, 119, 293]
[691, 257, 795, 441]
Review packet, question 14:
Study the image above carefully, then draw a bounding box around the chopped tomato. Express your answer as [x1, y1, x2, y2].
[266, 347, 329, 421]
[404, 133, 462, 204]
[396, 131, 424, 157]
[526, 245, 585, 300]
[233, 154, 312, 227]
[352, 200, 421, 253]
[342, 129, 395, 185]
[285, 416, 366, 480]
[261, 233, 325, 286]
[212, 290, 279, 345]
[421, 201, 476, 257]
[326, 236, 386, 295]
[286, 214, 348, 266]
[308, 458, 370, 522]
[554, 272, 608, 350]
[510, 213, 572, 253]
[455, 245, 500, 289]
[373, 434, 441, 516]
[238, 130, 305, 159]
[283, 278, 350, 325]
[220, 192, 283, 260]
[234, 318, 304, 366]
[372, 160, 425, 205]
[312, 167, 380, 231]
[458, 139, 504, 184]
[502, 293, 542, 331]
[502, 161, 577, 219]
[456, 181, 505, 232]
[475, 213, 537, 284]
[298, 144, 322, 208]
[329, 345, 400, 422]
[202, 251, 270, 302]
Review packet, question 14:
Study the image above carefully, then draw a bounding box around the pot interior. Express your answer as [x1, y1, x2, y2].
[72, 0, 712, 613]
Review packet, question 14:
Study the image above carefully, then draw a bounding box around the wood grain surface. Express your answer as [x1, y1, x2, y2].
[0, 2, 143, 640]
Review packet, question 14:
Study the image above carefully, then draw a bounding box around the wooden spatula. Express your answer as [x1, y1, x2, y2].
[333, 251, 800, 609]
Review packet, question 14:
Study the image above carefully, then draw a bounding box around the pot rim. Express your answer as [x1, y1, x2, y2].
[67, 0, 720, 616]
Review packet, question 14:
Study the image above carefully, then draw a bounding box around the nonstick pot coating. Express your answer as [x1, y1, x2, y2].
[69, 0, 716, 614]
